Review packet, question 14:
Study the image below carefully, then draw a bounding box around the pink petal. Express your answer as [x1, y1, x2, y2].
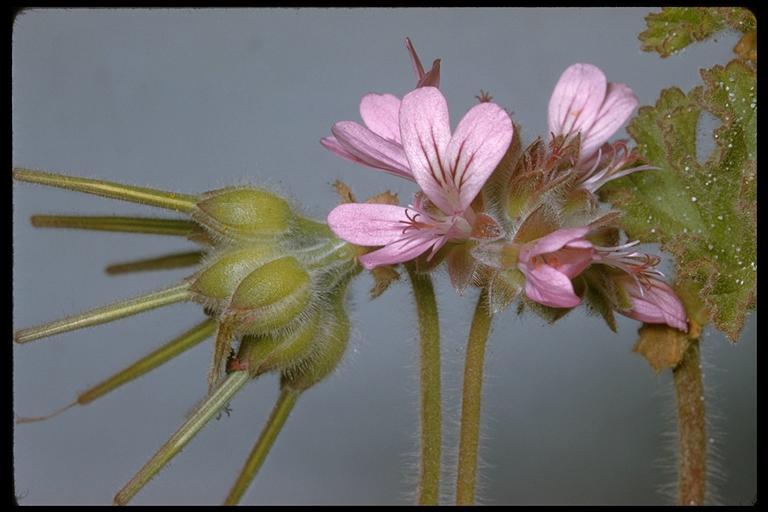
[554, 246, 594, 278]
[399, 87, 455, 213]
[359, 93, 402, 144]
[446, 102, 513, 211]
[331, 121, 413, 180]
[580, 82, 638, 158]
[358, 233, 439, 269]
[522, 227, 591, 259]
[547, 63, 607, 140]
[522, 264, 581, 308]
[320, 136, 369, 166]
[327, 203, 411, 246]
[619, 278, 688, 332]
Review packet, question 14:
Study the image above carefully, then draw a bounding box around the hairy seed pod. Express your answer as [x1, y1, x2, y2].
[193, 186, 293, 241]
[225, 256, 312, 335]
[190, 246, 280, 303]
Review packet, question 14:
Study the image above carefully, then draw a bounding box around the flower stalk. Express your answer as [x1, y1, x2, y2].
[406, 265, 442, 505]
[223, 389, 299, 505]
[673, 339, 706, 505]
[455, 289, 493, 505]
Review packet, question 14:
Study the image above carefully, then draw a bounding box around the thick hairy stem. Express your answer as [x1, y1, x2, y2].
[406, 266, 442, 505]
[114, 371, 250, 505]
[223, 389, 299, 505]
[455, 289, 493, 505]
[673, 339, 706, 505]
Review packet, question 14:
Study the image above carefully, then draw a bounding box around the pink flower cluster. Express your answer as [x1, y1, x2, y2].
[320, 40, 687, 332]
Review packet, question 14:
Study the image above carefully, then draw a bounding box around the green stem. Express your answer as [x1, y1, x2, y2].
[223, 389, 299, 505]
[114, 371, 250, 506]
[13, 168, 197, 213]
[455, 289, 493, 505]
[673, 340, 706, 505]
[106, 250, 206, 275]
[30, 214, 198, 236]
[406, 265, 442, 505]
[14, 282, 191, 344]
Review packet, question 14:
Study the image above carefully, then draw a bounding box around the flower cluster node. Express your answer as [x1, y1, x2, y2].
[321, 40, 687, 332]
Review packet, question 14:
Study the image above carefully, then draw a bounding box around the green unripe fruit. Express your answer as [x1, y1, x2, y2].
[238, 309, 322, 377]
[227, 256, 312, 335]
[281, 302, 350, 392]
[190, 246, 279, 301]
[194, 186, 293, 241]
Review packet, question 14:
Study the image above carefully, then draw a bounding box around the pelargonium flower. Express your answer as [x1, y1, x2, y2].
[328, 86, 513, 269]
[548, 63, 638, 161]
[320, 38, 440, 180]
[517, 227, 594, 308]
[615, 275, 688, 332]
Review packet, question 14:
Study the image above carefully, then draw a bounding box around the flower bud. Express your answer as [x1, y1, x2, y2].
[225, 256, 312, 335]
[189, 246, 279, 304]
[193, 186, 293, 241]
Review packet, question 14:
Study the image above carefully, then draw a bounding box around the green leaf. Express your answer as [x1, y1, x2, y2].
[600, 60, 756, 341]
[639, 7, 756, 58]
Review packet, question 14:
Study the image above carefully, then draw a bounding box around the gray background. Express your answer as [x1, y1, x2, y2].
[12, 8, 755, 505]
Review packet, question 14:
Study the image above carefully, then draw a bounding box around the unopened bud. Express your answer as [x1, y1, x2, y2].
[193, 186, 293, 241]
[226, 256, 312, 335]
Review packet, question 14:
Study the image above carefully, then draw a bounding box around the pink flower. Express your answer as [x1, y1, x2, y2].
[320, 38, 441, 181]
[517, 227, 594, 308]
[548, 63, 638, 162]
[328, 87, 513, 269]
[615, 275, 688, 332]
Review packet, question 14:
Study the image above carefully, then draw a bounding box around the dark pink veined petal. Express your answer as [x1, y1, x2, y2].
[522, 264, 582, 308]
[580, 82, 638, 159]
[522, 227, 591, 259]
[547, 63, 607, 140]
[446, 102, 513, 211]
[618, 277, 688, 332]
[327, 203, 411, 246]
[359, 93, 402, 144]
[358, 232, 440, 269]
[320, 136, 369, 166]
[331, 121, 413, 180]
[399, 87, 455, 213]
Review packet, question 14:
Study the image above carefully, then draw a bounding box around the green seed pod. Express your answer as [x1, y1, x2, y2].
[237, 308, 322, 377]
[226, 256, 312, 335]
[193, 186, 293, 241]
[280, 300, 350, 393]
[190, 246, 279, 303]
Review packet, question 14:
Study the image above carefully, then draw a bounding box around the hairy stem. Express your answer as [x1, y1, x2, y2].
[114, 371, 250, 505]
[13, 168, 197, 213]
[456, 289, 493, 505]
[405, 265, 442, 505]
[673, 339, 706, 505]
[14, 282, 192, 344]
[223, 389, 299, 505]
[106, 250, 206, 275]
[30, 214, 198, 236]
